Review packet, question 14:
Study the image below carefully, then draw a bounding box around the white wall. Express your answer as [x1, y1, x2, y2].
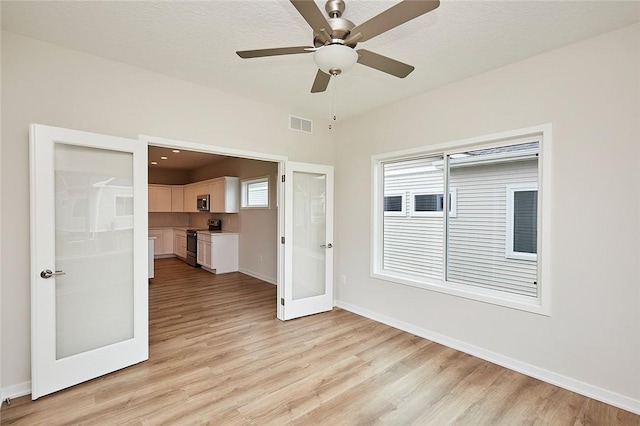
[334, 23, 640, 411]
[0, 31, 335, 395]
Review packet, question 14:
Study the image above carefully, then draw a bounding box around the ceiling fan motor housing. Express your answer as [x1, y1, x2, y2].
[313, 17, 356, 47]
[313, 0, 356, 48]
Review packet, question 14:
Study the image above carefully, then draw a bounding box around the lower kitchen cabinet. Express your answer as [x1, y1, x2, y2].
[196, 238, 212, 269]
[149, 228, 175, 257]
[196, 232, 239, 274]
[174, 232, 186, 259]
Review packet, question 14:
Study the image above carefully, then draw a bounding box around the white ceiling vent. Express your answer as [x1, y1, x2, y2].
[289, 115, 313, 134]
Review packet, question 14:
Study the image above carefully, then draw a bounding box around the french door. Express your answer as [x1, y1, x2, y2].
[280, 162, 334, 320]
[30, 124, 148, 399]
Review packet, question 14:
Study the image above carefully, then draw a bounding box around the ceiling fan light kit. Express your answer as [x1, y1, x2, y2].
[236, 0, 440, 93]
[314, 44, 358, 76]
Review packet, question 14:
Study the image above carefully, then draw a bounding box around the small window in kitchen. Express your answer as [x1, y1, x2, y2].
[241, 176, 269, 208]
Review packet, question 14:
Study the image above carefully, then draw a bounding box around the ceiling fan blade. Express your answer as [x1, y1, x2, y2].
[236, 46, 314, 59]
[350, 0, 440, 42]
[356, 49, 415, 78]
[290, 0, 332, 43]
[311, 69, 331, 93]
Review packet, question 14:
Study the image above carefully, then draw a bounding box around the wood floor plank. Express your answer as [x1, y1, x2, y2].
[1, 257, 638, 425]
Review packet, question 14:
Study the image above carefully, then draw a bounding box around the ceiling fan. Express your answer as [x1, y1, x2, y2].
[236, 0, 440, 93]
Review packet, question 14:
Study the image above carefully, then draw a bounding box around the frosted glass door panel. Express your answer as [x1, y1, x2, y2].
[292, 171, 326, 300]
[54, 143, 134, 359]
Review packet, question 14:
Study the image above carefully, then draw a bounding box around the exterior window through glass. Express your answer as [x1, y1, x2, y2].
[414, 194, 442, 212]
[384, 195, 403, 212]
[513, 190, 537, 254]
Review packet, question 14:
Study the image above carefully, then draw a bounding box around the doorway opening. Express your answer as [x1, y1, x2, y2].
[143, 134, 287, 319]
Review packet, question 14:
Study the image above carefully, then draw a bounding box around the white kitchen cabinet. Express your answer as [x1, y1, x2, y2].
[209, 177, 240, 213]
[148, 185, 172, 212]
[162, 228, 173, 254]
[174, 232, 186, 259]
[148, 229, 165, 255]
[196, 238, 211, 268]
[197, 232, 238, 273]
[149, 228, 174, 257]
[181, 177, 239, 213]
[183, 182, 206, 212]
[171, 186, 184, 212]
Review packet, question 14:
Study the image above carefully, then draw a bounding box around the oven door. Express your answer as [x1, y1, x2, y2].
[186, 231, 198, 267]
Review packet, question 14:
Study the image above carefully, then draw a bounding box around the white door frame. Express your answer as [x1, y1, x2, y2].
[140, 135, 290, 319]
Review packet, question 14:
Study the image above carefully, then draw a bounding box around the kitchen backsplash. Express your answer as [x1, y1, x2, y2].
[190, 213, 239, 232]
[149, 213, 189, 228]
[150, 212, 239, 232]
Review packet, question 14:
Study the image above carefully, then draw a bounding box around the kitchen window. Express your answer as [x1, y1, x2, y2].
[241, 176, 269, 208]
[371, 125, 551, 314]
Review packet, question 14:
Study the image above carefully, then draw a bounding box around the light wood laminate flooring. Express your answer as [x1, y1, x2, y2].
[2, 258, 638, 425]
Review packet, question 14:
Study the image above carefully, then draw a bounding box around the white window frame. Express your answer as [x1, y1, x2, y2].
[371, 124, 552, 316]
[505, 183, 538, 261]
[241, 176, 269, 209]
[383, 192, 406, 217]
[410, 188, 457, 218]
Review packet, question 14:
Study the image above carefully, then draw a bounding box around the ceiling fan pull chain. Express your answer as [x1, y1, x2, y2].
[328, 75, 335, 130]
[332, 75, 338, 122]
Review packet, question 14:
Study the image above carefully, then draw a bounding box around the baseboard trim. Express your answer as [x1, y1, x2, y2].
[1, 381, 31, 402]
[238, 268, 276, 285]
[336, 300, 640, 415]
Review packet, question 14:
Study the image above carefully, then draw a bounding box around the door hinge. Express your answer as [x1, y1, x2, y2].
[281, 236, 285, 244]
[281, 298, 285, 306]
[281, 175, 286, 183]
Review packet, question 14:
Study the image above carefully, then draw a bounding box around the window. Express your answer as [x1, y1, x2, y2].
[383, 192, 405, 216]
[410, 189, 457, 217]
[506, 184, 538, 260]
[241, 176, 269, 208]
[372, 125, 551, 314]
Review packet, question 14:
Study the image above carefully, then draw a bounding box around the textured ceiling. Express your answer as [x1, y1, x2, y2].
[2, 1, 639, 121]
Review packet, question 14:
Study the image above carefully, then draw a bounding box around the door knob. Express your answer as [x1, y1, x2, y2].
[40, 269, 65, 279]
[320, 243, 333, 248]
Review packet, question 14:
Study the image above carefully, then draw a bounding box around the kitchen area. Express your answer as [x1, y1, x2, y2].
[147, 146, 278, 282]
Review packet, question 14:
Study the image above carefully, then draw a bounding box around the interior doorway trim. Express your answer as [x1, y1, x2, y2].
[141, 135, 288, 163]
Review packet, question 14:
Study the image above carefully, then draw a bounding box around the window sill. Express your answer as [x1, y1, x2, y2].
[371, 270, 550, 316]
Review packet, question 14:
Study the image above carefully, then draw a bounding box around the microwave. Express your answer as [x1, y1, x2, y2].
[197, 194, 210, 211]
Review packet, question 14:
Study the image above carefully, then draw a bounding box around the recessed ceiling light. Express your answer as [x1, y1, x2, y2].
[160, 156, 168, 160]
[172, 149, 180, 153]
[151, 161, 158, 165]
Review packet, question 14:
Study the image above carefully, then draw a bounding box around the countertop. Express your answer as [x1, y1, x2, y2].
[149, 226, 237, 235]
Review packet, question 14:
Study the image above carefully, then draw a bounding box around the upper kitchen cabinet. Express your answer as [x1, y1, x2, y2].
[183, 182, 206, 212]
[209, 177, 240, 213]
[171, 186, 184, 212]
[149, 184, 184, 212]
[183, 177, 239, 213]
[148, 184, 172, 212]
